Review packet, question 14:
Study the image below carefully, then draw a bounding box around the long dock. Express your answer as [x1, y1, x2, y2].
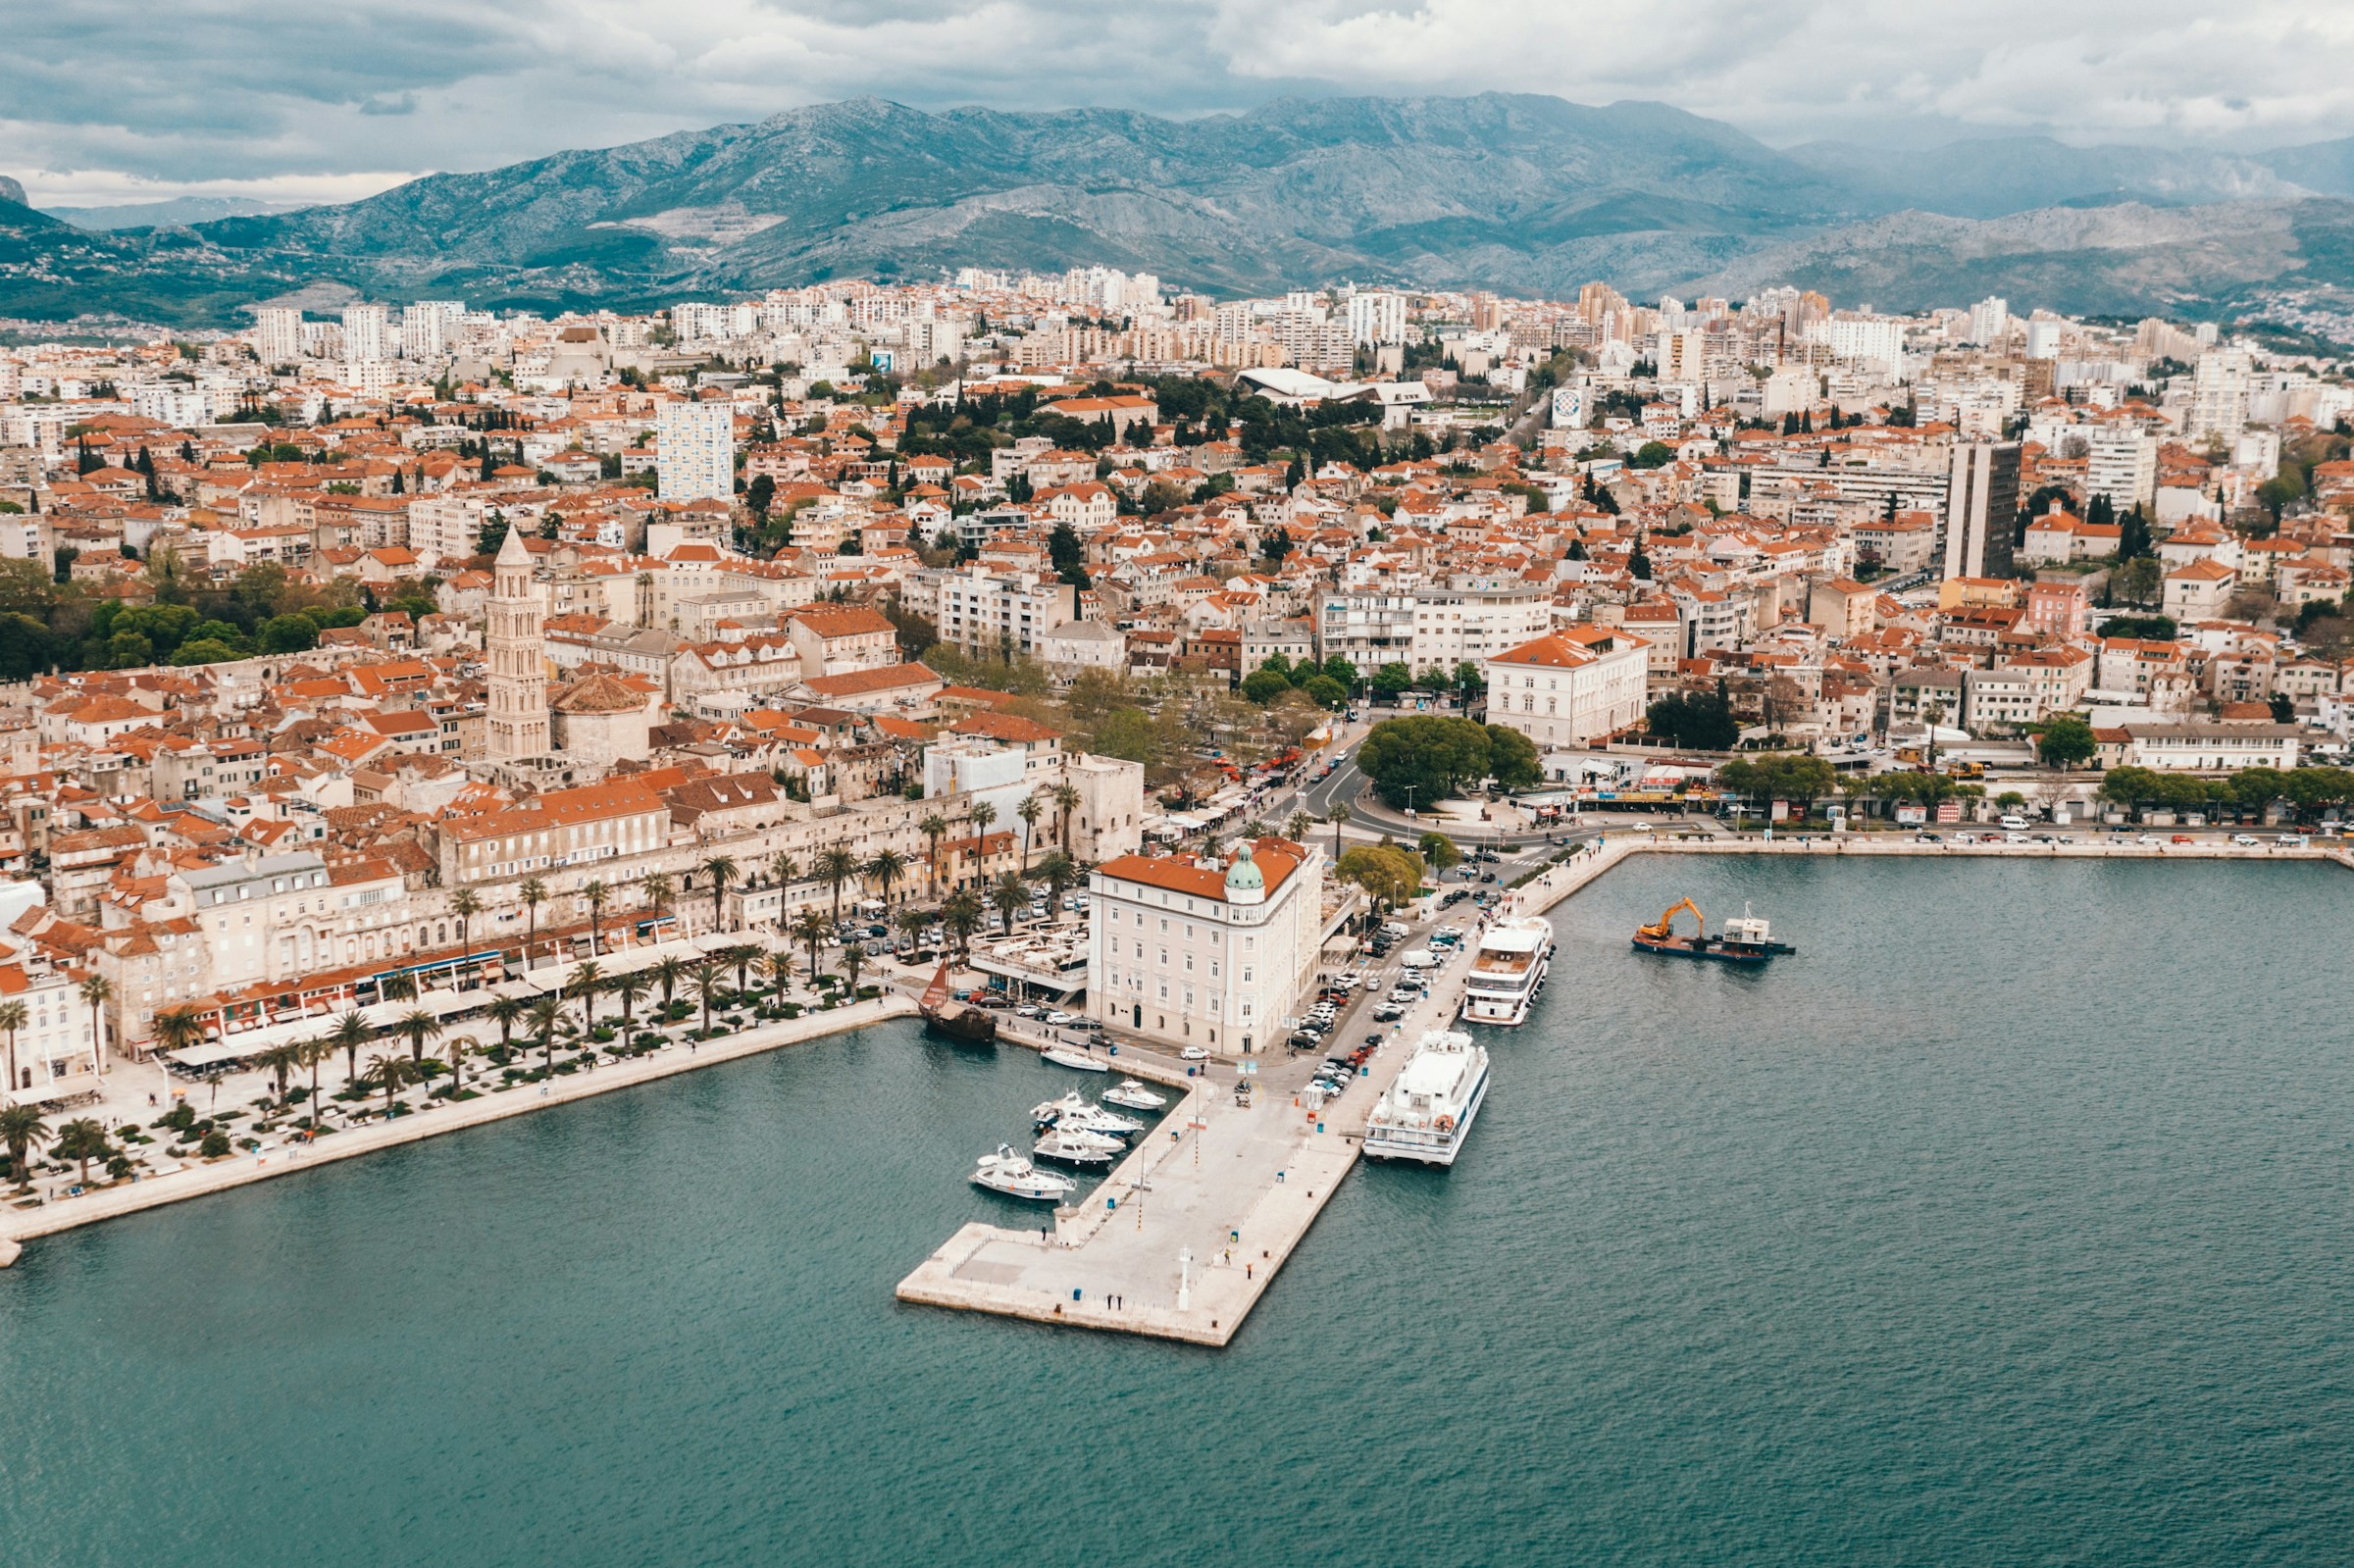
[897, 829, 2346, 1345]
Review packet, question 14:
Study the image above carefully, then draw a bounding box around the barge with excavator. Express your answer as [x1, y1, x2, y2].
[1631, 899, 1797, 964]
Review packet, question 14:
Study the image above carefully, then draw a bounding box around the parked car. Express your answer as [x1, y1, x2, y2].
[1180, 1045, 1209, 1061]
[2231, 834, 2262, 846]
[1015, 1003, 1043, 1018]
[1045, 1010, 1075, 1026]
[2172, 835, 2194, 843]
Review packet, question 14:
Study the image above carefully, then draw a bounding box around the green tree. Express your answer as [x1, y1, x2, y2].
[1646, 690, 1740, 751]
[1240, 669, 1291, 704]
[1356, 715, 1493, 809]
[49, 1117, 111, 1186]
[2032, 714, 2098, 770]
[1335, 843, 1427, 911]
[1484, 723, 1542, 789]
[1370, 662, 1415, 702]
[1300, 674, 1348, 708]
[0, 1102, 48, 1191]
[1417, 832, 1463, 872]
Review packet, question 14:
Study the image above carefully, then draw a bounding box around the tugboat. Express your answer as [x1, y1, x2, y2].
[919, 958, 998, 1045]
[1631, 898, 1795, 964]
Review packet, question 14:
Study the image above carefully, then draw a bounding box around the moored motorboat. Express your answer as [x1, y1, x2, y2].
[1100, 1078, 1168, 1111]
[970, 1144, 1075, 1202]
[1031, 1127, 1122, 1168]
[1042, 1045, 1108, 1073]
[1031, 1090, 1143, 1137]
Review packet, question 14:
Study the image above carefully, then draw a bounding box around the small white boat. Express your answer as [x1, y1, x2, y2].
[971, 1144, 1076, 1202]
[1032, 1127, 1122, 1168]
[1042, 1046, 1108, 1073]
[1100, 1078, 1168, 1111]
[1031, 1091, 1141, 1137]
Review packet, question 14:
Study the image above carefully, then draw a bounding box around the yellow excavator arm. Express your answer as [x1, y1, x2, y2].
[1636, 897, 1703, 941]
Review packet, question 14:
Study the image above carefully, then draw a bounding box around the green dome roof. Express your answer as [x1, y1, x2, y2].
[1224, 842, 1265, 896]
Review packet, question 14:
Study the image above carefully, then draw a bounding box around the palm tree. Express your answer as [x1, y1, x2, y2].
[443, 1035, 473, 1092]
[1033, 851, 1079, 916]
[816, 846, 860, 924]
[893, 906, 933, 957]
[1016, 792, 1043, 867]
[791, 909, 831, 983]
[519, 877, 547, 969]
[1287, 810, 1313, 842]
[763, 948, 795, 997]
[918, 813, 950, 895]
[841, 943, 867, 996]
[380, 971, 418, 1006]
[641, 872, 675, 933]
[966, 800, 998, 882]
[329, 1009, 373, 1087]
[298, 1035, 328, 1114]
[942, 890, 983, 967]
[0, 1000, 25, 1094]
[393, 1008, 444, 1069]
[690, 961, 724, 1036]
[450, 887, 482, 957]
[528, 996, 564, 1074]
[582, 880, 610, 956]
[700, 855, 739, 933]
[486, 994, 528, 1058]
[1051, 780, 1081, 854]
[609, 971, 650, 1033]
[365, 1052, 419, 1117]
[151, 1005, 205, 1071]
[50, 1117, 110, 1186]
[254, 1039, 303, 1100]
[77, 974, 113, 1076]
[722, 943, 761, 996]
[1327, 802, 1352, 861]
[1, 1102, 49, 1191]
[567, 961, 603, 1034]
[865, 847, 907, 909]
[990, 871, 1029, 936]
[652, 955, 687, 1013]
[768, 850, 798, 889]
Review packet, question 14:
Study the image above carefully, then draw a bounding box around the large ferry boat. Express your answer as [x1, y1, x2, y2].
[1363, 1030, 1490, 1167]
[1459, 915, 1554, 1027]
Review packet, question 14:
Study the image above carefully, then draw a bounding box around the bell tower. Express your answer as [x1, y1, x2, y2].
[486, 528, 549, 760]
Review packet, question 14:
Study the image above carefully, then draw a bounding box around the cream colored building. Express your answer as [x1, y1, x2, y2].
[1480, 626, 1651, 748]
[1087, 837, 1323, 1058]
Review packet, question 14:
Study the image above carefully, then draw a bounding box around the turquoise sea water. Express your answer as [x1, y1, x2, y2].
[4, 858, 2350, 1566]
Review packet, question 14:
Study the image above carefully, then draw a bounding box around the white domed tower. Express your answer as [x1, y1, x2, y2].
[1223, 841, 1266, 907]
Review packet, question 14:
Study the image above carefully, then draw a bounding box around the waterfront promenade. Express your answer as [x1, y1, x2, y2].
[0, 993, 917, 1254]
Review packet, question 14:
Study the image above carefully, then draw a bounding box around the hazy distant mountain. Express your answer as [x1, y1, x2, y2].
[1782, 136, 2309, 219]
[5, 97, 2354, 329]
[42, 195, 300, 230]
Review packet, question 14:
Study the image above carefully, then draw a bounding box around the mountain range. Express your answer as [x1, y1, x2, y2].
[8, 93, 2354, 329]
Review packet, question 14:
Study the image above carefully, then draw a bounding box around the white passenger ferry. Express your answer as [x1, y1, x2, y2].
[1459, 915, 1553, 1027]
[1363, 1030, 1490, 1167]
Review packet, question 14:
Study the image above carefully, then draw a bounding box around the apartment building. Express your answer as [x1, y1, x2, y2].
[1481, 626, 1651, 747]
[929, 561, 1079, 658]
[656, 400, 735, 503]
[1317, 582, 1552, 675]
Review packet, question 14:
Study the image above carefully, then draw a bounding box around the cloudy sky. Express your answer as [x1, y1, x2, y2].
[8, 0, 2352, 207]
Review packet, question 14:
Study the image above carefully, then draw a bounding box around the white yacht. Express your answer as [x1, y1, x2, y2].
[1029, 1091, 1142, 1138]
[1363, 1030, 1490, 1167]
[971, 1145, 1076, 1202]
[1032, 1127, 1123, 1168]
[1459, 915, 1554, 1027]
[1100, 1079, 1168, 1111]
[1041, 1045, 1109, 1073]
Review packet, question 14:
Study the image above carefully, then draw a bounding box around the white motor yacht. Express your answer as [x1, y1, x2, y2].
[1029, 1090, 1142, 1137]
[1100, 1078, 1169, 1111]
[1363, 1030, 1490, 1167]
[1032, 1127, 1122, 1168]
[970, 1145, 1076, 1202]
[1459, 916, 1554, 1028]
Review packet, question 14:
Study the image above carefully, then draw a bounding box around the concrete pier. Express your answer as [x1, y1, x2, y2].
[900, 828, 2344, 1347]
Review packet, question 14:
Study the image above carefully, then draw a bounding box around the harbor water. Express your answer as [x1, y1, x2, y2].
[3, 857, 2349, 1565]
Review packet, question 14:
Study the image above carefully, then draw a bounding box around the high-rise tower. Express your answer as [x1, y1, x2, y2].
[486, 528, 549, 760]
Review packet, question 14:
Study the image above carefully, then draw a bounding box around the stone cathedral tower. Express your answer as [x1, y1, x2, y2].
[486, 528, 550, 760]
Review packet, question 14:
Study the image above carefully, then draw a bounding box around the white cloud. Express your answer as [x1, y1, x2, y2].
[6, 0, 2354, 206]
